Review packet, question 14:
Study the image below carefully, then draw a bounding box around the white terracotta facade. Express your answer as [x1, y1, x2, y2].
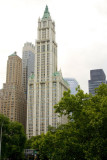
[27, 6, 69, 138]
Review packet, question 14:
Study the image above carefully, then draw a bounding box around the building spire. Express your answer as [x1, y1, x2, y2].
[42, 5, 50, 20]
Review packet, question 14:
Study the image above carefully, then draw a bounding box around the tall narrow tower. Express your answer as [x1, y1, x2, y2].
[22, 42, 35, 98]
[27, 6, 69, 138]
[0, 52, 26, 130]
[6, 52, 22, 85]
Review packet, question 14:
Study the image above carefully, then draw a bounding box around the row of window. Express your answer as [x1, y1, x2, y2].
[37, 44, 50, 53]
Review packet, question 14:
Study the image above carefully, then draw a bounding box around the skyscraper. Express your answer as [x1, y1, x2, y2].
[64, 78, 78, 95]
[22, 42, 35, 98]
[0, 52, 26, 130]
[27, 6, 69, 138]
[88, 69, 106, 95]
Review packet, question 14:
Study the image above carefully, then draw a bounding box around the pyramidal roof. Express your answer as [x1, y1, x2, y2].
[42, 5, 51, 20]
[9, 51, 17, 57]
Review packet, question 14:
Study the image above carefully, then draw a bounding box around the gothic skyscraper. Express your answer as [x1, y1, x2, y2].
[27, 6, 69, 138]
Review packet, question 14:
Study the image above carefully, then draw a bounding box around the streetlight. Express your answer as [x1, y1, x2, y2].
[0, 122, 3, 160]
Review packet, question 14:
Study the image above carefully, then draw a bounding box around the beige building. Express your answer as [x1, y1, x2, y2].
[0, 52, 26, 130]
[0, 90, 3, 112]
[26, 6, 69, 138]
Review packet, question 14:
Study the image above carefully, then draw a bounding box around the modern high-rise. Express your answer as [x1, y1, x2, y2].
[64, 78, 78, 95]
[88, 69, 106, 95]
[27, 6, 69, 138]
[0, 52, 26, 130]
[22, 42, 35, 98]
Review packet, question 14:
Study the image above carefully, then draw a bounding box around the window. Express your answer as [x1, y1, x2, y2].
[43, 21, 46, 27]
[47, 30, 49, 38]
[42, 30, 46, 39]
[41, 45, 45, 52]
[47, 44, 50, 51]
[37, 46, 40, 53]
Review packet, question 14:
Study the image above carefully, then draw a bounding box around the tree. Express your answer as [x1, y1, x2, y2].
[54, 84, 107, 160]
[30, 124, 84, 160]
[25, 135, 41, 149]
[0, 114, 10, 159]
[7, 121, 26, 160]
[0, 114, 26, 160]
[27, 84, 107, 160]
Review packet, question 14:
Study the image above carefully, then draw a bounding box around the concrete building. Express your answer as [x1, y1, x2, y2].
[27, 6, 69, 138]
[22, 42, 35, 98]
[88, 69, 106, 95]
[0, 52, 26, 130]
[64, 78, 78, 95]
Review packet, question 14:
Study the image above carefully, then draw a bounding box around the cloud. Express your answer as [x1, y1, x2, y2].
[94, 0, 107, 15]
[0, 0, 107, 94]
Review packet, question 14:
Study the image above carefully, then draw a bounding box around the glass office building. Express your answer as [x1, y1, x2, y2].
[64, 78, 79, 95]
[88, 69, 106, 95]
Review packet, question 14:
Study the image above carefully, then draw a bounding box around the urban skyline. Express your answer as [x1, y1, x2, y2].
[0, 0, 107, 93]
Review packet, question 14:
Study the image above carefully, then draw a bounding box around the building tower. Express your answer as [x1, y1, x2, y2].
[0, 52, 26, 130]
[22, 42, 35, 98]
[88, 69, 107, 95]
[64, 78, 79, 95]
[27, 6, 69, 138]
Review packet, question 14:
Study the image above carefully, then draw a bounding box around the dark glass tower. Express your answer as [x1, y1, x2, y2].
[88, 69, 106, 95]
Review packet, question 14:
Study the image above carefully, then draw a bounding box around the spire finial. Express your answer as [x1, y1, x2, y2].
[42, 5, 51, 20]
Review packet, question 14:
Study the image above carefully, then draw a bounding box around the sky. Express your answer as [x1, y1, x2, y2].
[0, 0, 107, 93]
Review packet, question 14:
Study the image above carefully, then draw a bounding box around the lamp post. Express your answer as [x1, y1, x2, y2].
[0, 122, 3, 160]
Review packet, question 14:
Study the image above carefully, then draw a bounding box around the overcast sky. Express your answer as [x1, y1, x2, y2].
[0, 0, 107, 93]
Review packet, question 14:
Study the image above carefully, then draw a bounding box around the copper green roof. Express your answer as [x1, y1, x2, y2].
[42, 5, 50, 20]
[53, 71, 60, 76]
[9, 52, 17, 56]
[29, 74, 35, 79]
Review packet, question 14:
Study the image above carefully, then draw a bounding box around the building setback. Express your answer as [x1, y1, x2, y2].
[0, 52, 26, 130]
[88, 69, 106, 95]
[22, 42, 35, 98]
[26, 6, 69, 138]
[64, 78, 79, 95]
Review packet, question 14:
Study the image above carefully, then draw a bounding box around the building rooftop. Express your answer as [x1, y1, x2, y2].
[53, 71, 60, 76]
[42, 5, 51, 20]
[9, 51, 17, 57]
[90, 69, 106, 81]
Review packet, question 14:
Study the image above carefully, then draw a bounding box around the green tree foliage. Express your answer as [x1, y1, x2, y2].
[25, 135, 41, 149]
[54, 84, 107, 160]
[0, 114, 10, 158]
[29, 124, 84, 160]
[27, 84, 107, 160]
[0, 114, 26, 160]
